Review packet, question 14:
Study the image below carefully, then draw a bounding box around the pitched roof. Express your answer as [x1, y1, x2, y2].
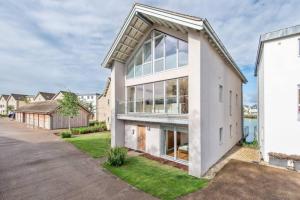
[51, 91, 75, 100]
[101, 3, 247, 83]
[15, 100, 91, 114]
[35, 92, 56, 101]
[255, 24, 300, 76]
[9, 94, 28, 101]
[0, 95, 9, 101]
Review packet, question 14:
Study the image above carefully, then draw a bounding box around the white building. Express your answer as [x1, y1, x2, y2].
[102, 4, 247, 177]
[255, 25, 300, 165]
[0, 95, 9, 115]
[78, 93, 100, 120]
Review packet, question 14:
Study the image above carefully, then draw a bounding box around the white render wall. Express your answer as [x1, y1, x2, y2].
[124, 122, 161, 156]
[110, 23, 244, 177]
[258, 35, 300, 161]
[199, 32, 243, 174]
[111, 61, 125, 147]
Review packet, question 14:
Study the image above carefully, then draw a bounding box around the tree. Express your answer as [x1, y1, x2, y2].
[7, 105, 14, 113]
[58, 91, 80, 131]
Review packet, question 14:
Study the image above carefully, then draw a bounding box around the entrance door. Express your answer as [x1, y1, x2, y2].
[137, 126, 146, 151]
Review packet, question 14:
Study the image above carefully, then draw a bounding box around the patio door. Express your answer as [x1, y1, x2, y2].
[137, 125, 146, 151]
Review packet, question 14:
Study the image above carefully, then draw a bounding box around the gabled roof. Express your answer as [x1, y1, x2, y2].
[51, 91, 74, 100]
[255, 24, 300, 76]
[0, 95, 9, 101]
[35, 92, 56, 101]
[15, 100, 91, 114]
[98, 77, 111, 100]
[101, 3, 247, 83]
[8, 94, 29, 101]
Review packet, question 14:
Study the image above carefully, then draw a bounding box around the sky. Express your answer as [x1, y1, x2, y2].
[0, 0, 300, 105]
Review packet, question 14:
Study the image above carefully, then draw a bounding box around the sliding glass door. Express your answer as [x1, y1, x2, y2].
[161, 127, 188, 161]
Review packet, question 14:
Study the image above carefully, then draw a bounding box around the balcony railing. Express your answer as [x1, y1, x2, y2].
[116, 96, 188, 115]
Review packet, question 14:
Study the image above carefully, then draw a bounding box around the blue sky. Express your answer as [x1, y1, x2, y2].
[0, 0, 300, 105]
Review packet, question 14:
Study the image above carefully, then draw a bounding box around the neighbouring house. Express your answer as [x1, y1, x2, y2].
[33, 92, 56, 102]
[26, 95, 35, 103]
[15, 100, 90, 130]
[255, 25, 300, 168]
[78, 93, 101, 120]
[96, 77, 111, 130]
[7, 94, 32, 112]
[51, 91, 70, 101]
[102, 3, 247, 177]
[0, 95, 9, 115]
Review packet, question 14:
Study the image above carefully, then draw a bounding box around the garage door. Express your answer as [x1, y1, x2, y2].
[34, 114, 39, 127]
[38, 114, 45, 128]
[44, 115, 51, 129]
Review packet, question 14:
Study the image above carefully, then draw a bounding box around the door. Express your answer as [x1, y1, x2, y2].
[137, 126, 146, 151]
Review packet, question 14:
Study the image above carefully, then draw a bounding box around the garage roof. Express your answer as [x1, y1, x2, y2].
[16, 100, 90, 114]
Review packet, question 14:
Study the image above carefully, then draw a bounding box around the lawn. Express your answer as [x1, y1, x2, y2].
[65, 132, 110, 158]
[104, 156, 208, 200]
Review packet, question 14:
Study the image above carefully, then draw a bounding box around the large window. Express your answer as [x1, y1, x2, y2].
[161, 127, 188, 161]
[126, 77, 188, 114]
[136, 85, 143, 112]
[135, 50, 143, 77]
[144, 83, 153, 112]
[166, 79, 177, 113]
[165, 36, 177, 70]
[127, 86, 135, 112]
[126, 30, 188, 79]
[154, 35, 164, 72]
[178, 40, 188, 67]
[179, 77, 188, 114]
[154, 81, 164, 113]
[143, 40, 152, 75]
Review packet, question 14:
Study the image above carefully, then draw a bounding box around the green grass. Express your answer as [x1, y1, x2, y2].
[243, 139, 259, 149]
[104, 156, 208, 200]
[65, 132, 110, 158]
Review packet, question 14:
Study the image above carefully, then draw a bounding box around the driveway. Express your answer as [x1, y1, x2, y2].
[182, 159, 300, 200]
[0, 118, 156, 200]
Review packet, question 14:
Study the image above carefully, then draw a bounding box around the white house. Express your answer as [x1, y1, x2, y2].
[102, 3, 247, 177]
[33, 92, 56, 102]
[255, 25, 300, 166]
[78, 93, 100, 120]
[96, 78, 111, 130]
[0, 95, 9, 115]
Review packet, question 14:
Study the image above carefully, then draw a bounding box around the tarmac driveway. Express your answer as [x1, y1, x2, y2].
[182, 159, 300, 200]
[0, 118, 155, 200]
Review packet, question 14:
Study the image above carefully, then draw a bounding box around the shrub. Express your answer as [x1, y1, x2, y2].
[89, 120, 100, 126]
[106, 147, 127, 167]
[61, 131, 72, 138]
[71, 125, 105, 135]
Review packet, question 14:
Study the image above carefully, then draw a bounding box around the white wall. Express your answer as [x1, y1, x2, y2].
[258, 35, 300, 161]
[200, 32, 243, 174]
[111, 61, 125, 147]
[124, 122, 161, 156]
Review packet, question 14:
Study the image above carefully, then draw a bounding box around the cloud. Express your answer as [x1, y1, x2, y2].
[0, 0, 299, 102]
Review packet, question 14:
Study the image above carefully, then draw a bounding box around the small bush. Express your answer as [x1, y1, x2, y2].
[106, 147, 127, 167]
[61, 131, 72, 138]
[89, 120, 100, 126]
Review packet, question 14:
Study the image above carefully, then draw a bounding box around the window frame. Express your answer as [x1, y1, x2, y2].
[219, 127, 223, 145]
[229, 90, 232, 116]
[126, 29, 188, 79]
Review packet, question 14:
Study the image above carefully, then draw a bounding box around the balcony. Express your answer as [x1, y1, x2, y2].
[116, 99, 188, 125]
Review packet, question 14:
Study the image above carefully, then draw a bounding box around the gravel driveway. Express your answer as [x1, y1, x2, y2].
[0, 119, 156, 200]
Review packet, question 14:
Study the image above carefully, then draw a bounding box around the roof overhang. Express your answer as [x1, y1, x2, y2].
[102, 3, 247, 83]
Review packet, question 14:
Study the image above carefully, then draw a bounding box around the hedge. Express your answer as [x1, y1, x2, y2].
[71, 124, 106, 135]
